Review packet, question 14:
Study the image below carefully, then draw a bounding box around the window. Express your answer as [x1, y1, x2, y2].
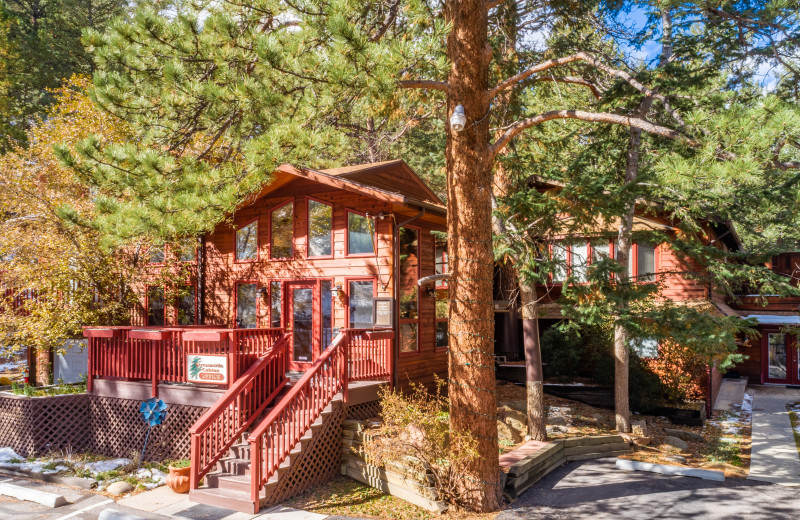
[269, 281, 282, 328]
[349, 280, 374, 328]
[591, 241, 611, 263]
[552, 242, 567, 282]
[236, 221, 258, 261]
[569, 243, 588, 282]
[631, 337, 658, 358]
[637, 243, 656, 282]
[148, 246, 165, 264]
[399, 227, 419, 353]
[271, 202, 293, 259]
[177, 286, 196, 325]
[146, 286, 165, 326]
[308, 200, 333, 257]
[177, 239, 196, 262]
[434, 236, 448, 288]
[236, 283, 258, 328]
[347, 211, 375, 255]
[435, 289, 448, 350]
[321, 280, 333, 348]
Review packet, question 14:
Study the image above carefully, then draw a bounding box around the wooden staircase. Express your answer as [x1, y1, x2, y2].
[190, 382, 338, 513]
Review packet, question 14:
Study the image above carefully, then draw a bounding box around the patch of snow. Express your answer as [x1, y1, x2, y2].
[0, 447, 23, 463]
[136, 467, 166, 489]
[0, 361, 22, 372]
[81, 458, 132, 476]
[741, 393, 754, 415]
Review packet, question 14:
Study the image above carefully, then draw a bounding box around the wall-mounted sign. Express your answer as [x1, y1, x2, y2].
[373, 298, 394, 329]
[187, 354, 228, 384]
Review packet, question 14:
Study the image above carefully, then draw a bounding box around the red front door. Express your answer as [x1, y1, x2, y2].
[763, 329, 800, 385]
[286, 281, 318, 371]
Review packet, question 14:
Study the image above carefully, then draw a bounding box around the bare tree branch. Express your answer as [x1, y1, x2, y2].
[486, 0, 507, 9]
[531, 76, 602, 99]
[490, 110, 692, 158]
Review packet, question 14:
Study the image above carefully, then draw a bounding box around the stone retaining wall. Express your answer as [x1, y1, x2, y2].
[504, 434, 631, 499]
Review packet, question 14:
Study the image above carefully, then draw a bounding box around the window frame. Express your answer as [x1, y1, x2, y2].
[398, 225, 421, 355]
[635, 242, 658, 282]
[345, 209, 377, 258]
[345, 277, 377, 330]
[147, 245, 166, 266]
[234, 280, 260, 329]
[234, 218, 259, 263]
[305, 196, 334, 259]
[268, 280, 284, 329]
[269, 199, 295, 261]
[434, 235, 448, 289]
[175, 239, 197, 264]
[175, 283, 198, 326]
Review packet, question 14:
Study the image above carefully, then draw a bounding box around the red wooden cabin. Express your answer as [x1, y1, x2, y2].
[83, 160, 448, 512]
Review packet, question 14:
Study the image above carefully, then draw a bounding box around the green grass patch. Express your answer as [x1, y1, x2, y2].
[703, 436, 743, 467]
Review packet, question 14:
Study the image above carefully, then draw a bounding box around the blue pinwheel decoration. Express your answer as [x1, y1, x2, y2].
[138, 398, 168, 465]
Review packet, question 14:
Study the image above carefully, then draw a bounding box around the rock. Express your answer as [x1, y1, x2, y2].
[106, 481, 134, 496]
[664, 428, 705, 443]
[342, 420, 363, 431]
[497, 420, 522, 444]
[500, 400, 527, 413]
[592, 414, 613, 428]
[499, 407, 528, 434]
[634, 436, 652, 447]
[546, 425, 568, 435]
[631, 420, 647, 437]
[548, 415, 567, 426]
[662, 435, 689, 453]
[665, 455, 687, 464]
[619, 433, 634, 444]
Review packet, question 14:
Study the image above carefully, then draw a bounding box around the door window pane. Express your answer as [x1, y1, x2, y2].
[348, 212, 374, 255]
[237, 283, 257, 328]
[630, 337, 658, 358]
[321, 281, 333, 348]
[292, 287, 313, 362]
[177, 286, 196, 325]
[435, 321, 448, 349]
[147, 286, 165, 326]
[270, 281, 281, 328]
[308, 200, 333, 257]
[400, 323, 418, 353]
[271, 203, 294, 258]
[769, 333, 787, 379]
[236, 221, 258, 261]
[349, 281, 374, 328]
[399, 227, 419, 319]
[637, 243, 656, 281]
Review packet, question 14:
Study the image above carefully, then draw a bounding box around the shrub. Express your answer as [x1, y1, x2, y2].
[539, 327, 584, 378]
[361, 379, 478, 508]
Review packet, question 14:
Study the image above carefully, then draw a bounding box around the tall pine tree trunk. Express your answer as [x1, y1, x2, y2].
[445, 0, 498, 511]
[614, 8, 673, 433]
[519, 278, 546, 440]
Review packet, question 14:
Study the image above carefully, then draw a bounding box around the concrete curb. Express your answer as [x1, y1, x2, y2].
[0, 464, 96, 489]
[98, 510, 149, 520]
[615, 458, 725, 481]
[0, 481, 67, 507]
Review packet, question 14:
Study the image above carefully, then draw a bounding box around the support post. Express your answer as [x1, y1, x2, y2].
[151, 340, 158, 398]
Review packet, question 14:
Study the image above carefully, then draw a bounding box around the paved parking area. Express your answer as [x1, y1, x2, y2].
[498, 458, 800, 520]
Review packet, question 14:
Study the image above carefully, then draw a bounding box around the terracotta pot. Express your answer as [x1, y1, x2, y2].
[166, 465, 191, 493]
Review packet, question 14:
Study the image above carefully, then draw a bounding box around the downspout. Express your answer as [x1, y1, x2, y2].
[197, 234, 206, 325]
[393, 209, 426, 389]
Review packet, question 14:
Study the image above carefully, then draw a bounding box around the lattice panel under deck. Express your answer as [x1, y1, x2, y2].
[0, 398, 36, 456]
[345, 400, 382, 421]
[263, 402, 345, 506]
[33, 394, 91, 454]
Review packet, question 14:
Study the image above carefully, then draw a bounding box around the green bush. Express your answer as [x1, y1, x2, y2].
[539, 327, 584, 378]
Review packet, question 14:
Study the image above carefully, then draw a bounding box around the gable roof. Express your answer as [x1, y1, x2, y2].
[319, 160, 443, 205]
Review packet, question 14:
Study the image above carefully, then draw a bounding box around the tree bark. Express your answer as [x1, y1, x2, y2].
[445, 0, 499, 512]
[519, 279, 546, 441]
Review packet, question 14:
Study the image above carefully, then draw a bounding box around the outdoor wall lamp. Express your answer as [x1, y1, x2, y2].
[258, 287, 268, 298]
[332, 284, 344, 298]
[450, 104, 466, 132]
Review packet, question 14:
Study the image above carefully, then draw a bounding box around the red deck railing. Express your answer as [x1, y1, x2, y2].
[189, 334, 289, 489]
[82, 326, 284, 395]
[345, 329, 394, 383]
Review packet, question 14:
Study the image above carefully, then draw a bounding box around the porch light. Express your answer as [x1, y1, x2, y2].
[258, 287, 268, 298]
[333, 284, 344, 298]
[450, 104, 466, 132]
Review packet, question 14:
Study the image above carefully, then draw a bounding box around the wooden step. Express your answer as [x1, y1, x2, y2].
[215, 457, 251, 476]
[189, 486, 257, 514]
[213, 473, 252, 493]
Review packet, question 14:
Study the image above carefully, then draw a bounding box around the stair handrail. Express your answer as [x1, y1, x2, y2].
[189, 334, 289, 489]
[247, 331, 348, 506]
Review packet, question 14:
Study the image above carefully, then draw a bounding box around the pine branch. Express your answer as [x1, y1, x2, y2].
[397, 79, 449, 92]
[490, 110, 691, 158]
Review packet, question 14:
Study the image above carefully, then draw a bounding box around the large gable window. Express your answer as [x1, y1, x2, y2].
[347, 211, 375, 255]
[236, 221, 258, 261]
[271, 202, 294, 259]
[308, 200, 333, 257]
[349, 280, 374, 329]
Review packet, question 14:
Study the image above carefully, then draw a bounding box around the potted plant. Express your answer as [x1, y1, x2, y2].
[166, 460, 191, 493]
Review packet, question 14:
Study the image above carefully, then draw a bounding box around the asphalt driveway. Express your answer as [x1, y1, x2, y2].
[498, 458, 800, 520]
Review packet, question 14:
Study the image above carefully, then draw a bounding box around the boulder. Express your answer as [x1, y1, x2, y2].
[664, 428, 705, 444]
[497, 420, 523, 445]
[107, 481, 134, 496]
[631, 420, 647, 437]
[662, 435, 689, 453]
[634, 436, 652, 447]
[546, 425, 568, 435]
[665, 454, 688, 465]
[498, 407, 527, 435]
[548, 415, 567, 426]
